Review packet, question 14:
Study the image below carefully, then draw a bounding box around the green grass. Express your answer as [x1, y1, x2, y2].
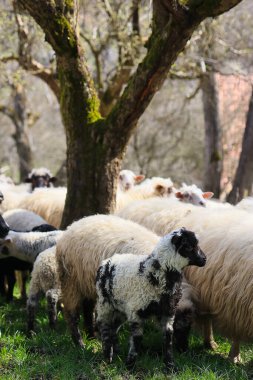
[0, 293, 252, 380]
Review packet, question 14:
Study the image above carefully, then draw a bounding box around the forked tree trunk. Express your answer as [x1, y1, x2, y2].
[18, 0, 244, 228]
[227, 87, 253, 204]
[201, 72, 222, 197]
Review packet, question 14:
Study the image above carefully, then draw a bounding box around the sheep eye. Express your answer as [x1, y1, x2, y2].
[119, 175, 123, 180]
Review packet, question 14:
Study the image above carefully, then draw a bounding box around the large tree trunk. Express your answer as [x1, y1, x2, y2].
[18, 0, 244, 228]
[201, 73, 222, 197]
[227, 87, 253, 204]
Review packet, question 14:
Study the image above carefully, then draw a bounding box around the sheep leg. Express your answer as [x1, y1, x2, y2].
[82, 298, 95, 337]
[100, 322, 114, 363]
[64, 308, 85, 348]
[228, 340, 241, 363]
[111, 317, 122, 355]
[162, 316, 177, 372]
[203, 317, 218, 350]
[46, 290, 59, 329]
[126, 321, 143, 369]
[0, 273, 6, 297]
[173, 307, 194, 353]
[27, 293, 40, 333]
[20, 270, 29, 300]
[6, 270, 16, 302]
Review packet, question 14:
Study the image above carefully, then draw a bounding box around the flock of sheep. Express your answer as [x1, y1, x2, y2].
[0, 167, 252, 371]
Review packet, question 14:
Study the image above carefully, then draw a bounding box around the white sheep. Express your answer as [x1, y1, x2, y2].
[3, 209, 48, 232]
[17, 187, 67, 228]
[235, 197, 253, 213]
[118, 170, 145, 191]
[1, 209, 57, 300]
[175, 183, 213, 206]
[0, 229, 63, 263]
[116, 197, 195, 234]
[27, 246, 61, 333]
[96, 228, 206, 370]
[56, 214, 198, 352]
[118, 201, 253, 363]
[116, 177, 175, 212]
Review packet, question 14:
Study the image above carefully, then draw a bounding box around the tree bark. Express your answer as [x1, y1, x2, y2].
[0, 84, 33, 180]
[201, 72, 222, 197]
[11, 84, 33, 180]
[18, 0, 244, 228]
[227, 87, 253, 204]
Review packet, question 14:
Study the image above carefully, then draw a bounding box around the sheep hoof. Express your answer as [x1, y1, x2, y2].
[103, 346, 113, 364]
[229, 354, 242, 364]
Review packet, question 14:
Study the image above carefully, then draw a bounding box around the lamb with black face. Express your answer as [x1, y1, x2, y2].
[96, 228, 206, 372]
[171, 228, 206, 267]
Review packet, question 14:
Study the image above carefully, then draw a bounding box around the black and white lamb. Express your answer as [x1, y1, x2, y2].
[96, 228, 206, 371]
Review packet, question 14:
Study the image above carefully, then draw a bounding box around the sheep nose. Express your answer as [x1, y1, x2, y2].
[199, 201, 206, 207]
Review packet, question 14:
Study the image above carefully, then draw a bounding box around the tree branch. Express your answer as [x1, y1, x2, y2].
[105, 0, 243, 155]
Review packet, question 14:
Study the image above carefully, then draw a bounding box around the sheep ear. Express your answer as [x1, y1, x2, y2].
[202, 192, 214, 199]
[134, 175, 145, 184]
[25, 177, 32, 183]
[171, 233, 182, 247]
[155, 184, 165, 196]
[175, 191, 183, 199]
[49, 177, 57, 183]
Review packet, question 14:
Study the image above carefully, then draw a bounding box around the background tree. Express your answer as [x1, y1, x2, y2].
[17, 0, 244, 228]
[227, 85, 253, 204]
[0, 74, 38, 180]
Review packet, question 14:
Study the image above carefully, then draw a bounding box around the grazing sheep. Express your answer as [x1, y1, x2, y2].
[27, 246, 61, 332]
[119, 202, 253, 362]
[175, 183, 213, 207]
[56, 215, 159, 345]
[96, 228, 206, 370]
[3, 209, 48, 232]
[118, 170, 145, 191]
[116, 198, 195, 234]
[0, 229, 63, 263]
[25, 167, 57, 191]
[56, 214, 197, 351]
[17, 187, 67, 228]
[1, 209, 57, 300]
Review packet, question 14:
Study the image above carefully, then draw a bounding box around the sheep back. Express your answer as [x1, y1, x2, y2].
[3, 209, 47, 232]
[17, 188, 66, 228]
[56, 214, 159, 311]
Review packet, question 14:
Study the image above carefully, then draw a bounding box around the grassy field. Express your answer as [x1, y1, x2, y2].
[0, 294, 252, 380]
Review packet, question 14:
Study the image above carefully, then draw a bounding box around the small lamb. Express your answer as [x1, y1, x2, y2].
[96, 228, 206, 371]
